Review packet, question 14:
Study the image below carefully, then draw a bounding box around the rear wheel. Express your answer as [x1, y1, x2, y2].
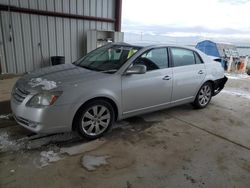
[75, 100, 114, 139]
[192, 82, 212, 109]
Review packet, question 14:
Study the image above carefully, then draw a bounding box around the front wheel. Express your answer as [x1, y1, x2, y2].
[192, 82, 213, 109]
[75, 100, 115, 139]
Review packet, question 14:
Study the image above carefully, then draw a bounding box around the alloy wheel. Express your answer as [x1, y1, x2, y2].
[198, 85, 212, 106]
[81, 105, 111, 136]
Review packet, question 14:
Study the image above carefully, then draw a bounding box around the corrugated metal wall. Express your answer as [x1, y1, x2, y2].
[0, 0, 115, 73]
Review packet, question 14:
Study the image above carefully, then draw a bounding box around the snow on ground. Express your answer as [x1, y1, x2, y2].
[225, 73, 250, 80]
[221, 88, 250, 100]
[60, 139, 106, 156]
[0, 132, 23, 152]
[34, 150, 63, 168]
[81, 155, 110, 171]
[0, 114, 13, 120]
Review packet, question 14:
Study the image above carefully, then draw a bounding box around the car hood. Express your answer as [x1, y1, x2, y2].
[16, 64, 110, 93]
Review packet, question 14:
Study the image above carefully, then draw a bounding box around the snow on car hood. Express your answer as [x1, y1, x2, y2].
[28, 78, 58, 90]
[16, 64, 109, 92]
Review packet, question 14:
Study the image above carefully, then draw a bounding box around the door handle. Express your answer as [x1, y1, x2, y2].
[162, 75, 171, 80]
[198, 70, 204, 74]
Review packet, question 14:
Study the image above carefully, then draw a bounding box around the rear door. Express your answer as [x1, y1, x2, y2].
[170, 47, 206, 102]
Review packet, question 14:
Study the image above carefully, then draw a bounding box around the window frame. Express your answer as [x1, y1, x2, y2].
[169, 47, 204, 68]
[193, 51, 204, 64]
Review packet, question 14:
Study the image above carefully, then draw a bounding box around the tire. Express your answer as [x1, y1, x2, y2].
[74, 100, 115, 139]
[192, 82, 213, 109]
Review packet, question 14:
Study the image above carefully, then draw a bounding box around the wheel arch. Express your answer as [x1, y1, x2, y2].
[203, 80, 215, 95]
[71, 96, 119, 131]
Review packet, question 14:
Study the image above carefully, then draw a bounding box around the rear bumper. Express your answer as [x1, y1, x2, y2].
[213, 76, 228, 96]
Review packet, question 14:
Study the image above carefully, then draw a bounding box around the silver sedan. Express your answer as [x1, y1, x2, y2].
[11, 43, 227, 139]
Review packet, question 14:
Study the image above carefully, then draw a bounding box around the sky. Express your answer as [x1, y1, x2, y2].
[122, 0, 250, 45]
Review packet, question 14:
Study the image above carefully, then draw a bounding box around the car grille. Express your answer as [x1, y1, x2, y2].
[12, 87, 30, 103]
[15, 116, 29, 126]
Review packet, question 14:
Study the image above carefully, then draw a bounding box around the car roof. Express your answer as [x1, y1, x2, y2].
[113, 42, 198, 51]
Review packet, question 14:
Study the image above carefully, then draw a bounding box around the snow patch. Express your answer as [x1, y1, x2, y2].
[60, 140, 106, 156]
[0, 132, 22, 152]
[0, 114, 13, 120]
[221, 88, 250, 100]
[225, 73, 250, 80]
[35, 150, 62, 168]
[81, 155, 109, 171]
[28, 78, 57, 90]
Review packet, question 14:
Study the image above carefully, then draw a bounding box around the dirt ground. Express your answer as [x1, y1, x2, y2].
[0, 76, 250, 188]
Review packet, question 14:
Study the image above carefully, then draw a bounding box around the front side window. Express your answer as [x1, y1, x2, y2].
[74, 45, 141, 73]
[134, 48, 168, 71]
[171, 48, 196, 67]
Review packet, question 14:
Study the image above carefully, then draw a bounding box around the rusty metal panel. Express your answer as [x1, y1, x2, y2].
[0, 13, 7, 73]
[55, 0, 64, 56]
[102, 0, 108, 30]
[96, 0, 102, 30]
[0, 0, 116, 73]
[37, 0, 50, 67]
[83, 0, 90, 55]
[107, 0, 114, 30]
[19, 0, 34, 71]
[0, 0, 9, 5]
[9, 0, 25, 73]
[46, 0, 57, 61]
[70, 0, 78, 62]
[77, 0, 84, 57]
[0, 12, 16, 73]
[29, 0, 42, 70]
[11, 12, 26, 73]
[62, 0, 71, 64]
[90, 0, 96, 30]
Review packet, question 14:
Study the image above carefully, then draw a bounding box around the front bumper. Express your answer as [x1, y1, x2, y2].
[213, 76, 228, 96]
[11, 96, 72, 134]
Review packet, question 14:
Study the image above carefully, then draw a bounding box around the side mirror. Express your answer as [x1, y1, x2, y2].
[126, 65, 147, 75]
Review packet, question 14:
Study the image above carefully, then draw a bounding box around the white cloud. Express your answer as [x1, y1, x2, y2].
[164, 32, 250, 39]
[122, 0, 250, 31]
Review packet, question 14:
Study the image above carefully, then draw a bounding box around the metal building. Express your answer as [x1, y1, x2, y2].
[0, 0, 122, 74]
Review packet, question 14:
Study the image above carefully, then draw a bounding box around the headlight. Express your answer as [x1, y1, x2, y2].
[26, 91, 62, 108]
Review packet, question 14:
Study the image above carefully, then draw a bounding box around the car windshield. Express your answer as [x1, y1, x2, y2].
[74, 44, 141, 73]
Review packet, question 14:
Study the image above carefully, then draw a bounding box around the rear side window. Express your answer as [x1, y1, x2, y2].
[171, 48, 195, 67]
[194, 52, 203, 64]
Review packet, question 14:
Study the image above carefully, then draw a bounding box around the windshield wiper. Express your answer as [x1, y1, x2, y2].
[76, 64, 101, 72]
[100, 69, 117, 73]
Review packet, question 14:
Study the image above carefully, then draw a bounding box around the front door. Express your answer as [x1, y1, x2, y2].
[122, 48, 173, 114]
